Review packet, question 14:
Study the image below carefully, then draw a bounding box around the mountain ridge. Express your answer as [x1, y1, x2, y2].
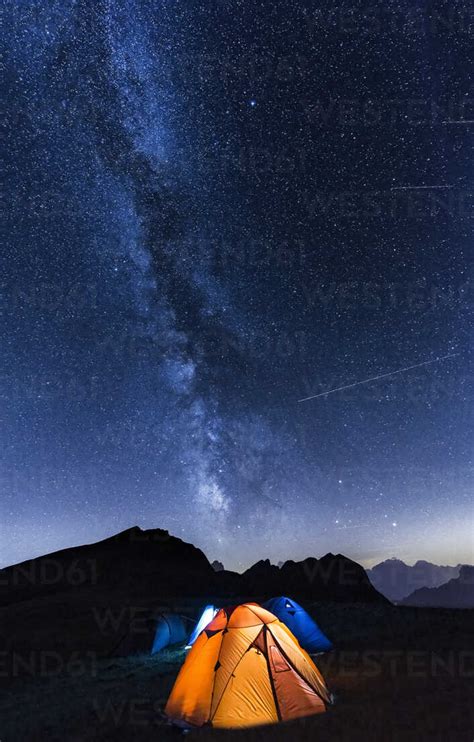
[0, 525, 387, 607]
[366, 557, 467, 602]
[401, 566, 474, 608]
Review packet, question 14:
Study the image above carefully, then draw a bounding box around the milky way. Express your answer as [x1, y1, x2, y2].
[2, 1, 473, 570]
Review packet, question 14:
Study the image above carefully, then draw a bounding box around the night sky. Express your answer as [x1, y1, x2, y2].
[2, 1, 473, 571]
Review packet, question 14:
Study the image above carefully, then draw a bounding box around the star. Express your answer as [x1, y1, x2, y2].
[1, 0, 470, 574]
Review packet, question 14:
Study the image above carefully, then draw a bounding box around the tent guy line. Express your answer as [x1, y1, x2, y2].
[298, 353, 458, 403]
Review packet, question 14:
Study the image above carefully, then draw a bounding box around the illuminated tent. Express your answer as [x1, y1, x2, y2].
[263, 597, 333, 653]
[113, 612, 187, 656]
[187, 605, 219, 648]
[165, 603, 331, 729]
[151, 614, 187, 654]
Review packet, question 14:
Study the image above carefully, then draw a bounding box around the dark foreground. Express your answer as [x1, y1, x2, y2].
[1, 602, 473, 741]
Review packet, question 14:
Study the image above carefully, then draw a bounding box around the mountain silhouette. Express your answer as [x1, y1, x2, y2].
[0, 526, 386, 608]
[366, 558, 464, 602]
[241, 554, 387, 602]
[0, 526, 216, 608]
[401, 566, 474, 608]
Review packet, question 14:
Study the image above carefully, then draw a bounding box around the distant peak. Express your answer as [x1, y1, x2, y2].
[103, 526, 142, 540]
[320, 552, 347, 562]
[413, 560, 434, 567]
[101, 525, 172, 544]
[371, 558, 407, 568]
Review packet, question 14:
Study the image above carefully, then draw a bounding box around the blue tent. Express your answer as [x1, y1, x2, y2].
[151, 614, 187, 655]
[113, 612, 187, 656]
[263, 596, 333, 653]
[186, 604, 219, 648]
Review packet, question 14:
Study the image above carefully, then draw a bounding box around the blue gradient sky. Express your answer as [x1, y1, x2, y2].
[2, 1, 473, 571]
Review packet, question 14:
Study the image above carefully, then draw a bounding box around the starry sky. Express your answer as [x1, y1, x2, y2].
[2, 1, 473, 571]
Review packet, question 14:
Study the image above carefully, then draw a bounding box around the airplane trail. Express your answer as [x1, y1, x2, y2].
[298, 353, 458, 403]
[391, 185, 454, 191]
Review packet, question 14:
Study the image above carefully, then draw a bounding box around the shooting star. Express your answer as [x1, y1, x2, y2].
[442, 120, 474, 125]
[391, 184, 454, 191]
[298, 353, 458, 403]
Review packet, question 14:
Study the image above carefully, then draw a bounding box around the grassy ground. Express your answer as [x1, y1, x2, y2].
[1, 602, 473, 741]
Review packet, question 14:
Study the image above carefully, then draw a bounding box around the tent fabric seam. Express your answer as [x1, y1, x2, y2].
[264, 626, 282, 721]
[209, 645, 255, 723]
[208, 620, 228, 720]
[245, 604, 277, 624]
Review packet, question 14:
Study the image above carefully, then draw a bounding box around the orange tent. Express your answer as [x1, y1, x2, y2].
[165, 603, 332, 729]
